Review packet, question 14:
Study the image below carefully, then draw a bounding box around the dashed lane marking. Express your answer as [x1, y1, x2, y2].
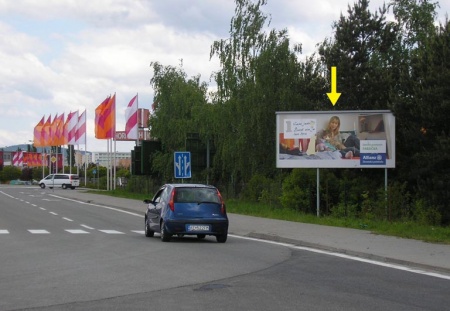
[80, 224, 95, 230]
[28, 230, 50, 234]
[65, 229, 90, 234]
[98, 230, 125, 234]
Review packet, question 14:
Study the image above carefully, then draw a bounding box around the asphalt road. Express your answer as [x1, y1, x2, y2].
[1, 186, 449, 310]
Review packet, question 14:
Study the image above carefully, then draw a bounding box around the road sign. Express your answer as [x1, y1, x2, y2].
[174, 152, 191, 178]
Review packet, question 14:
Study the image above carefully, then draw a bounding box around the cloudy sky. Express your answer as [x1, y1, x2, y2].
[1, 0, 448, 152]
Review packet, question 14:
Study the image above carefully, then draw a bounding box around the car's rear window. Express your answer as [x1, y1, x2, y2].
[174, 188, 220, 204]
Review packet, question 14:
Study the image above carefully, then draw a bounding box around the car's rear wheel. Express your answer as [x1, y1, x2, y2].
[40, 183, 46, 189]
[216, 234, 227, 243]
[71, 186, 76, 190]
[160, 220, 171, 242]
[197, 234, 206, 239]
[145, 217, 154, 237]
[62, 184, 67, 189]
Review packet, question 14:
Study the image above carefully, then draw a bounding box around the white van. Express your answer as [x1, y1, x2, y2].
[39, 174, 80, 189]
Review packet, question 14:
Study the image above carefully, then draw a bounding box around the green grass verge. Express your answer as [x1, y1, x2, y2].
[86, 189, 450, 244]
[225, 200, 450, 244]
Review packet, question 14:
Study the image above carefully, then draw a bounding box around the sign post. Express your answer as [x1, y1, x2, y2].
[174, 152, 191, 179]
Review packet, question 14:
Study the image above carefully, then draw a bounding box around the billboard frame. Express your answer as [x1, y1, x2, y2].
[276, 110, 395, 169]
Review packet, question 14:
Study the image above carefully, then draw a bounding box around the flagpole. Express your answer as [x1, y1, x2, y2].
[113, 93, 117, 190]
[114, 138, 116, 190]
[137, 93, 140, 147]
[84, 109, 87, 187]
[107, 139, 110, 191]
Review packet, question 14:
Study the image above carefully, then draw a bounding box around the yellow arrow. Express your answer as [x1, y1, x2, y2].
[327, 66, 341, 106]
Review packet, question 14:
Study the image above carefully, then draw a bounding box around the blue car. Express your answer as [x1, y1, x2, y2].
[144, 184, 229, 243]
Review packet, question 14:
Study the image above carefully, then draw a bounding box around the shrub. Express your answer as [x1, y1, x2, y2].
[280, 169, 316, 213]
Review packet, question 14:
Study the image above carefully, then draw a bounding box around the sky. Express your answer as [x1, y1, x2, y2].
[0, 0, 448, 152]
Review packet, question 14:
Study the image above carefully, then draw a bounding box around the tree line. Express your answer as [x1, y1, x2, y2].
[147, 0, 449, 225]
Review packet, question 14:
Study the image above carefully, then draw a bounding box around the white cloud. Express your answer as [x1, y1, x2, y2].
[0, 0, 448, 152]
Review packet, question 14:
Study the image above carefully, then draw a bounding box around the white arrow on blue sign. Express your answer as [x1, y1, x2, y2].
[174, 151, 191, 178]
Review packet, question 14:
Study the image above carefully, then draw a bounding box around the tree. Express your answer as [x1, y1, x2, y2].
[318, 0, 398, 110]
[209, 0, 314, 182]
[149, 61, 209, 179]
[0, 166, 22, 183]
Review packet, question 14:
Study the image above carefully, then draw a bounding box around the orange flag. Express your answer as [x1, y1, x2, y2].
[42, 115, 52, 147]
[33, 116, 45, 147]
[95, 94, 116, 139]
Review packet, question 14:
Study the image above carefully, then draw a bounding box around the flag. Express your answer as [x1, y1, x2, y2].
[75, 110, 86, 145]
[95, 94, 115, 139]
[95, 96, 110, 139]
[33, 116, 45, 147]
[55, 113, 65, 146]
[66, 111, 79, 145]
[42, 115, 52, 147]
[12, 151, 23, 167]
[125, 94, 138, 140]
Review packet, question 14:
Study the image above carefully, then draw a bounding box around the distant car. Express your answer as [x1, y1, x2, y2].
[144, 184, 229, 243]
[39, 174, 80, 189]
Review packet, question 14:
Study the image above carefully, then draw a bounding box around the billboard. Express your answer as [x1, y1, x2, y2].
[276, 110, 395, 168]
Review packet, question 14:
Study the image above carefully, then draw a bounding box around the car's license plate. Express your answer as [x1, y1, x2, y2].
[186, 224, 211, 232]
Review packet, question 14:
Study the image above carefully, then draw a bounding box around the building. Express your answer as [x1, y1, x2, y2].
[91, 151, 131, 168]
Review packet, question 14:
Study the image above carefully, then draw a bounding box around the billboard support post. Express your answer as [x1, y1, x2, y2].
[385, 168, 388, 219]
[277, 110, 395, 218]
[316, 168, 320, 217]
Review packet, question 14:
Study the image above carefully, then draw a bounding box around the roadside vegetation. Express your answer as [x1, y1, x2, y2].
[86, 181, 450, 244]
[2, 0, 448, 243]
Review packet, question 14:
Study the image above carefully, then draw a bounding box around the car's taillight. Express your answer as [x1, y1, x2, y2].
[217, 190, 226, 214]
[169, 189, 176, 211]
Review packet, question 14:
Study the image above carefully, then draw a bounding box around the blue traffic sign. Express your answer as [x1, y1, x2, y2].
[174, 152, 191, 178]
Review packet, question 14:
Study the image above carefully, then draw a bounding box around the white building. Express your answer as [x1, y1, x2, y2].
[91, 151, 131, 168]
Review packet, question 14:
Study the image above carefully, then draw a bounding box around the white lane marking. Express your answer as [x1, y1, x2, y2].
[131, 230, 145, 234]
[31, 204, 37, 207]
[80, 224, 95, 230]
[0, 191, 15, 199]
[229, 235, 450, 281]
[62, 217, 73, 222]
[49, 194, 450, 280]
[98, 230, 125, 234]
[49, 194, 141, 217]
[28, 230, 50, 234]
[0, 230, 9, 234]
[49, 212, 58, 216]
[65, 229, 89, 234]
[24, 201, 30, 204]
[40, 207, 46, 211]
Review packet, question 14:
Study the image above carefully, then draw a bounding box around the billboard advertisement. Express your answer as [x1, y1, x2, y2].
[276, 110, 395, 168]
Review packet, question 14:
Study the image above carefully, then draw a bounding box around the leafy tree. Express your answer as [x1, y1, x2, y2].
[149, 61, 209, 179]
[209, 0, 316, 182]
[0, 166, 22, 182]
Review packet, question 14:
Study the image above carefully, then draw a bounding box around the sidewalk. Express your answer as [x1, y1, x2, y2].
[53, 189, 450, 275]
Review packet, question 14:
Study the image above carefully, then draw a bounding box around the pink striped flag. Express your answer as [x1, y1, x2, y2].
[75, 110, 86, 145]
[12, 151, 23, 167]
[66, 111, 79, 145]
[125, 94, 138, 140]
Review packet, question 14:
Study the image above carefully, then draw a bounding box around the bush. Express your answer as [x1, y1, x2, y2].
[0, 166, 22, 183]
[280, 169, 316, 213]
[412, 199, 442, 226]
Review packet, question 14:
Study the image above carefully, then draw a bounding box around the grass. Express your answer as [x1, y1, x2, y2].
[86, 189, 450, 244]
[225, 200, 450, 244]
